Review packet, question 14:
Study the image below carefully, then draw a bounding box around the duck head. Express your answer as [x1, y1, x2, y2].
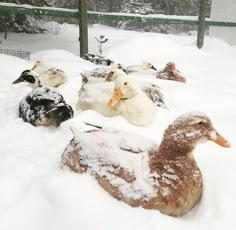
[164, 62, 176, 73]
[158, 112, 230, 159]
[142, 61, 157, 71]
[107, 76, 140, 107]
[12, 70, 43, 88]
[31, 59, 46, 70]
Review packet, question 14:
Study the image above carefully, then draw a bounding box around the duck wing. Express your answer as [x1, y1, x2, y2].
[62, 126, 158, 199]
[81, 68, 107, 84]
[140, 83, 167, 109]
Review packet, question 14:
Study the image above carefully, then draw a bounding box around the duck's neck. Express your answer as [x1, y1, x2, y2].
[123, 86, 141, 99]
[149, 139, 196, 172]
[31, 77, 44, 89]
[158, 138, 194, 160]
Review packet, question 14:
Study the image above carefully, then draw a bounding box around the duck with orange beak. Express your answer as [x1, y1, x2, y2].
[61, 112, 230, 216]
[107, 75, 157, 126]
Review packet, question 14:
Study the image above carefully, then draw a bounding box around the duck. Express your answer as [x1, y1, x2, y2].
[60, 112, 230, 216]
[31, 59, 68, 87]
[77, 79, 119, 118]
[105, 69, 167, 108]
[78, 69, 166, 110]
[12, 70, 74, 127]
[78, 74, 157, 126]
[126, 61, 157, 74]
[107, 75, 157, 126]
[155, 62, 186, 83]
[81, 63, 127, 84]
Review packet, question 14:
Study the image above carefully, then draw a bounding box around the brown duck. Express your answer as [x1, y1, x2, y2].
[156, 62, 186, 83]
[60, 112, 230, 216]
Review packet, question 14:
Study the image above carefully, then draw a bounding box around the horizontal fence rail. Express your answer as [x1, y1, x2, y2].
[0, 3, 79, 18]
[0, 2, 236, 27]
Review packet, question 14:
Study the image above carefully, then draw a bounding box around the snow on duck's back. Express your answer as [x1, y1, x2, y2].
[12, 70, 73, 127]
[61, 112, 230, 216]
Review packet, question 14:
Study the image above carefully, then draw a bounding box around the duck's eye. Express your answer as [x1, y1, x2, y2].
[198, 121, 204, 125]
[124, 82, 128, 86]
[24, 75, 35, 84]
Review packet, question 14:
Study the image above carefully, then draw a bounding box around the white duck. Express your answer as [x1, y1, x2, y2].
[31, 59, 68, 87]
[106, 70, 166, 108]
[107, 75, 157, 126]
[61, 112, 230, 216]
[78, 69, 166, 109]
[126, 61, 157, 74]
[78, 75, 157, 126]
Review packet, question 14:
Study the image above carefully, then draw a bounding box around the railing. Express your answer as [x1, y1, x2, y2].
[0, 2, 236, 53]
[1, 2, 236, 27]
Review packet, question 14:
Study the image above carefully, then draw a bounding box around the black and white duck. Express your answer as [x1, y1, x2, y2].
[12, 70, 74, 127]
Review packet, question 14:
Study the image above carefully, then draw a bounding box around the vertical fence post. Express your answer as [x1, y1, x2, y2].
[197, 0, 207, 49]
[79, 0, 88, 57]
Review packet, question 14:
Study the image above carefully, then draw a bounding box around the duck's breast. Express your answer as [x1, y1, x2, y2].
[117, 92, 157, 125]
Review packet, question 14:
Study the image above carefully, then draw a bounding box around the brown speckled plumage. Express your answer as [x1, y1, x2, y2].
[61, 112, 230, 216]
[156, 62, 186, 83]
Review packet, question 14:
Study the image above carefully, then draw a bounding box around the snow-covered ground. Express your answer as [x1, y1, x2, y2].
[0, 24, 236, 230]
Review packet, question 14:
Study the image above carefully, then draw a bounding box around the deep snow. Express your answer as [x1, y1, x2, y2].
[0, 24, 236, 230]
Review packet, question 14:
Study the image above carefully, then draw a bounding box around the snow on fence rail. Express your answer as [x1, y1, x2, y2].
[1, 2, 236, 52]
[1, 2, 236, 27]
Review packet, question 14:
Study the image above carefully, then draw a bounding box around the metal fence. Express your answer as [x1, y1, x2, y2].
[0, 48, 30, 60]
[0, 2, 236, 53]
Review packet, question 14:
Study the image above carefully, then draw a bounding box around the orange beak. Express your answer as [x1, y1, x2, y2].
[208, 132, 231, 148]
[107, 87, 123, 108]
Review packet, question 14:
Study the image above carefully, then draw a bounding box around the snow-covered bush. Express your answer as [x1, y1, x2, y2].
[121, 1, 154, 15]
[83, 53, 113, 66]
